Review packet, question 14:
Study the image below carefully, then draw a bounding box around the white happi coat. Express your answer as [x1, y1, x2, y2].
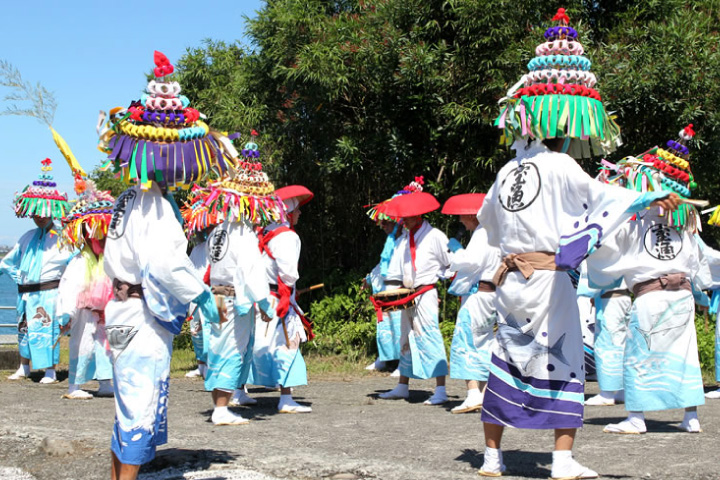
[56, 248, 113, 385]
[205, 221, 269, 392]
[0, 226, 74, 369]
[588, 208, 711, 411]
[188, 240, 210, 363]
[104, 184, 206, 465]
[387, 220, 450, 379]
[448, 226, 500, 381]
[698, 238, 720, 383]
[477, 140, 654, 429]
[252, 222, 308, 387]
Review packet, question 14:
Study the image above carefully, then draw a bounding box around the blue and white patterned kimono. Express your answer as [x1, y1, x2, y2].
[366, 229, 403, 362]
[700, 240, 720, 384]
[204, 221, 270, 392]
[478, 140, 663, 429]
[387, 220, 451, 379]
[104, 185, 206, 465]
[0, 225, 74, 369]
[588, 209, 711, 411]
[448, 226, 500, 382]
[56, 248, 113, 385]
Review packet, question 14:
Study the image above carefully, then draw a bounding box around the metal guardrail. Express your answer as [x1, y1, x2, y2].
[0, 306, 16, 345]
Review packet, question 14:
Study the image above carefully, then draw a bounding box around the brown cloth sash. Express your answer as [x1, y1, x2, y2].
[112, 279, 143, 301]
[632, 273, 691, 298]
[211, 285, 235, 297]
[600, 288, 631, 299]
[476, 281, 496, 293]
[17, 279, 60, 294]
[492, 252, 559, 286]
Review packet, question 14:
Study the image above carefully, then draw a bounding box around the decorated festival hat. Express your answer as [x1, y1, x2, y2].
[441, 193, 486, 215]
[275, 184, 314, 212]
[60, 181, 115, 248]
[202, 131, 287, 226]
[495, 8, 621, 158]
[181, 184, 220, 236]
[13, 158, 70, 219]
[600, 124, 701, 230]
[381, 177, 440, 218]
[97, 51, 237, 191]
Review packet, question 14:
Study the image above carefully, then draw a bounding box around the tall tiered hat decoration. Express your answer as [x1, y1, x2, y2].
[13, 158, 70, 219]
[97, 51, 237, 190]
[60, 180, 115, 249]
[202, 130, 287, 225]
[495, 8, 621, 158]
[601, 124, 701, 231]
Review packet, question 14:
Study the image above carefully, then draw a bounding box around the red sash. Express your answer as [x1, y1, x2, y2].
[258, 226, 292, 260]
[369, 284, 435, 323]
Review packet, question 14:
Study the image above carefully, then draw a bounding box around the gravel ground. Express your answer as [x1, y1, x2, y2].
[0, 371, 719, 480]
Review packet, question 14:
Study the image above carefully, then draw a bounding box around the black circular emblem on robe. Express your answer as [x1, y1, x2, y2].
[498, 162, 541, 212]
[643, 224, 682, 261]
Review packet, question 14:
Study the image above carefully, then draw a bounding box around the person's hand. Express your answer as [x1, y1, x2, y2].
[447, 238, 463, 253]
[257, 297, 276, 322]
[651, 193, 680, 212]
[697, 304, 709, 315]
[195, 289, 221, 323]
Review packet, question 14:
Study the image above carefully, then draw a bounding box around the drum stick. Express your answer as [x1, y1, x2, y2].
[281, 317, 290, 347]
[679, 198, 709, 208]
[296, 283, 325, 296]
[52, 331, 67, 350]
[704, 308, 710, 334]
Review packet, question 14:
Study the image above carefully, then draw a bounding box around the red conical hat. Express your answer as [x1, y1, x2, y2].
[382, 192, 439, 217]
[275, 185, 314, 206]
[441, 193, 486, 215]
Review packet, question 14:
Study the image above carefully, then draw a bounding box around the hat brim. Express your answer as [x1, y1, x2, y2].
[441, 193, 486, 215]
[382, 192, 439, 217]
[275, 185, 314, 207]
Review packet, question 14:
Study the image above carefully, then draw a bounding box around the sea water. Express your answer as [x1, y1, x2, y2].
[0, 274, 17, 336]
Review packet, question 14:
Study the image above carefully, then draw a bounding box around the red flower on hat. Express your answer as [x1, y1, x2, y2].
[414, 176, 424, 185]
[251, 129, 259, 136]
[153, 50, 175, 78]
[552, 8, 570, 25]
[684, 124, 695, 137]
[41, 158, 52, 166]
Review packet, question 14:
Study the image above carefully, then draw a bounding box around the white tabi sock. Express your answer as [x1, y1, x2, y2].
[434, 386, 446, 396]
[466, 388, 483, 403]
[627, 411, 646, 429]
[44, 368, 56, 380]
[20, 364, 30, 376]
[68, 384, 80, 394]
[199, 364, 208, 378]
[681, 410, 701, 433]
[551, 450, 598, 479]
[379, 383, 409, 399]
[479, 447, 505, 476]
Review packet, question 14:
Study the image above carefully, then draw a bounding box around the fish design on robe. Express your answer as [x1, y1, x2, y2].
[637, 299, 691, 351]
[105, 325, 138, 358]
[497, 315, 570, 371]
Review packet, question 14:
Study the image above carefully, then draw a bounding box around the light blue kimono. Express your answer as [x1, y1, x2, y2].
[0, 225, 74, 369]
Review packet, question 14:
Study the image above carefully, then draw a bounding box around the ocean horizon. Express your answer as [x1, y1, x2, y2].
[0, 274, 18, 338]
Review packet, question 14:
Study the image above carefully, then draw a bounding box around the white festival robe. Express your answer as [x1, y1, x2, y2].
[387, 220, 450, 379]
[477, 140, 659, 429]
[699, 240, 720, 383]
[252, 223, 309, 387]
[0, 225, 74, 369]
[204, 221, 270, 392]
[588, 209, 711, 411]
[104, 185, 206, 465]
[188, 241, 210, 364]
[56, 248, 113, 385]
[448, 226, 500, 381]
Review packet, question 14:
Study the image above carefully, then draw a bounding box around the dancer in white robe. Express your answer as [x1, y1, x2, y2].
[476, 8, 679, 479]
[443, 194, 500, 413]
[1, 159, 73, 383]
[56, 182, 116, 399]
[253, 185, 314, 413]
[204, 219, 274, 425]
[97, 51, 233, 480]
[365, 199, 403, 375]
[588, 125, 710, 434]
[186, 237, 211, 379]
[378, 179, 451, 405]
[699, 238, 720, 399]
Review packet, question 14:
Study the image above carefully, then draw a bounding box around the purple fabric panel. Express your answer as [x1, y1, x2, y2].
[481, 384, 584, 429]
[206, 136, 227, 173]
[152, 142, 164, 179]
[183, 142, 197, 182]
[119, 137, 136, 167]
[491, 354, 585, 394]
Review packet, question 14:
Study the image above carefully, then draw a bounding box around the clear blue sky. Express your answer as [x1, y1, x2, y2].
[0, 0, 263, 246]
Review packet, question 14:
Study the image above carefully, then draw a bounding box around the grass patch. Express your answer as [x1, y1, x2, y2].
[170, 347, 199, 378]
